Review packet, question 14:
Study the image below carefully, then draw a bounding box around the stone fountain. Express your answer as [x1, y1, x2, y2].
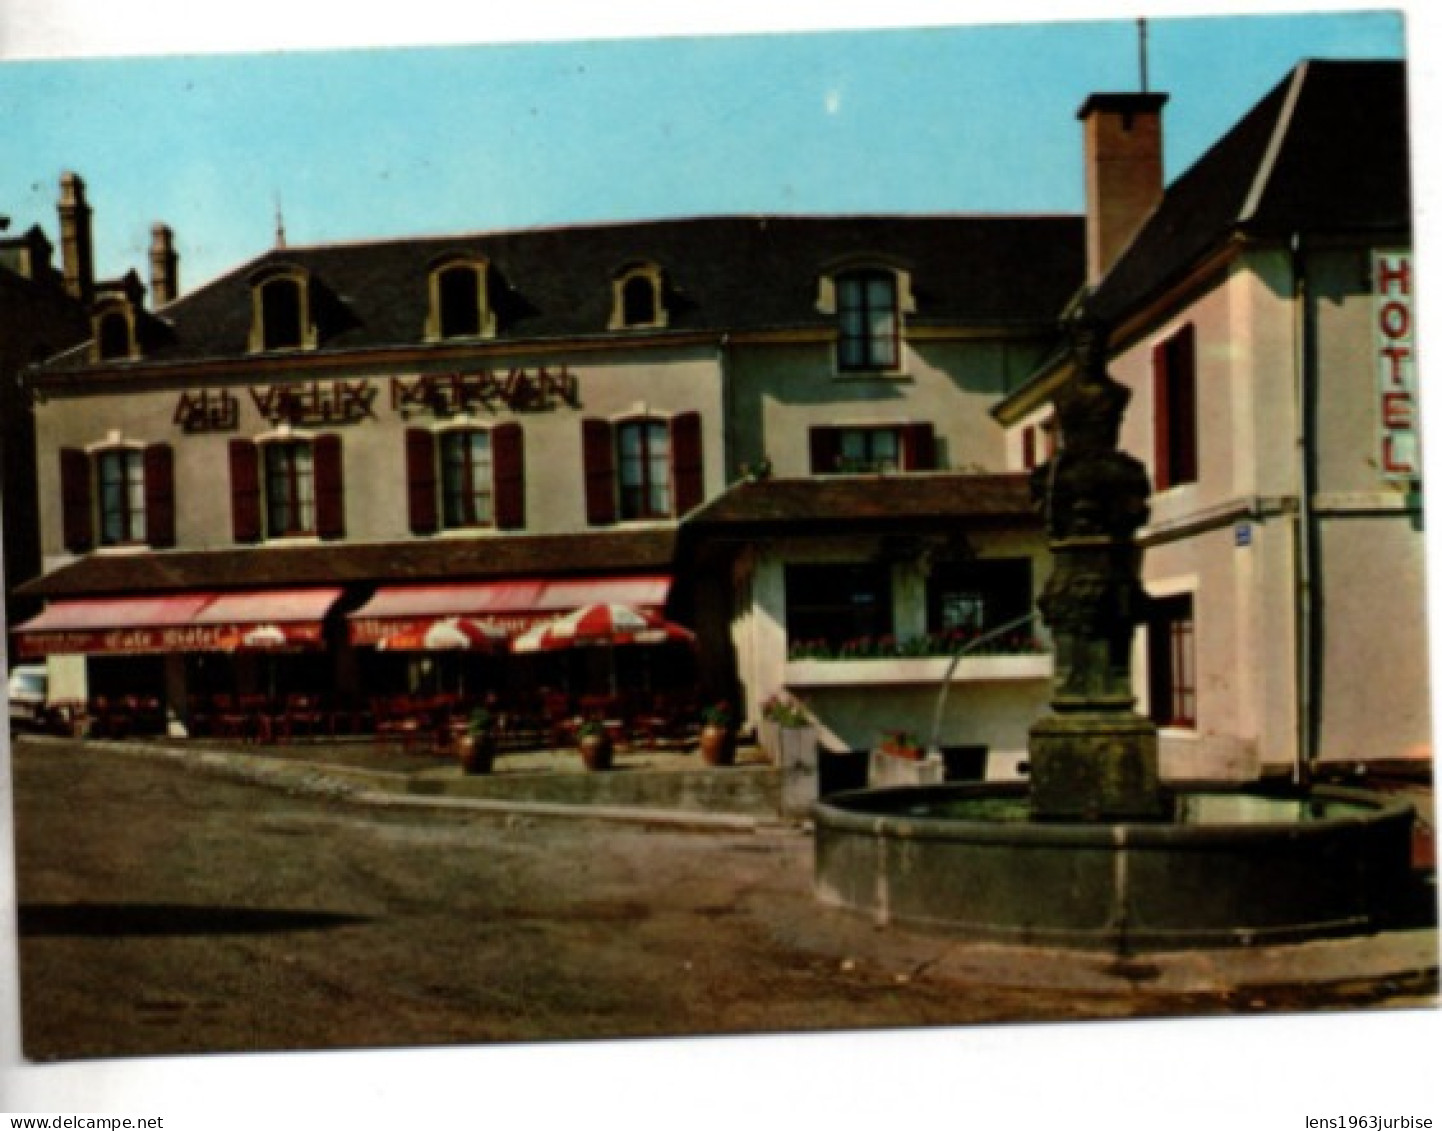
[813, 321, 1420, 952]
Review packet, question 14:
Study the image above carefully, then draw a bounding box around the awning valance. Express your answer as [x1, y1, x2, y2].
[348, 575, 672, 647]
[12, 588, 342, 658]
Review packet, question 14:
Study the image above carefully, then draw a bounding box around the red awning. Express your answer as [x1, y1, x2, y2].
[11, 589, 342, 657]
[348, 575, 672, 647]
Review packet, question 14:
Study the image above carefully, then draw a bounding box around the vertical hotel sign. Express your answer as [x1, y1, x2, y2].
[1374, 249, 1419, 480]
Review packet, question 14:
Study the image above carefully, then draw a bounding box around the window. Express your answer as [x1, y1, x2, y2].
[440, 429, 494, 527]
[264, 440, 315, 536]
[809, 424, 935, 474]
[785, 564, 893, 651]
[622, 276, 658, 327]
[609, 263, 668, 330]
[248, 266, 316, 353]
[229, 434, 344, 542]
[405, 424, 525, 534]
[425, 255, 494, 341]
[617, 419, 671, 520]
[260, 278, 304, 350]
[437, 265, 482, 339]
[1153, 324, 1198, 490]
[95, 448, 145, 545]
[837, 270, 899, 371]
[581, 413, 703, 525]
[58, 444, 174, 553]
[926, 559, 1033, 637]
[96, 309, 133, 361]
[1147, 593, 1196, 728]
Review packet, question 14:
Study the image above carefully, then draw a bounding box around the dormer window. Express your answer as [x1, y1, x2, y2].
[248, 266, 317, 353]
[609, 263, 668, 330]
[838, 270, 898, 370]
[426, 254, 495, 341]
[94, 306, 135, 361]
[89, 275, 147, 362]
[817, 262, 915, 375]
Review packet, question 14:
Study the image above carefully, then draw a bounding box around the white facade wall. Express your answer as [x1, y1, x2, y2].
[33, 345, 725, 568]
[1049, 242, 1430, 779]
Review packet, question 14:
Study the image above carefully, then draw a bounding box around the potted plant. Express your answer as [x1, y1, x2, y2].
[457, 706, 497, 775]
[576, 716, 614, 771]
[879, 728, 924, 761]
[697, 701, 737, 767]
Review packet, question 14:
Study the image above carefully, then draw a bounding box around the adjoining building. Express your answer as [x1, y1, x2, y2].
[996, 59, 1427, 780]
[0, 174, 102, 628]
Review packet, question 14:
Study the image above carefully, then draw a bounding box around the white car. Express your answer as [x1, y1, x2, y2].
[7, 664, 49, 730]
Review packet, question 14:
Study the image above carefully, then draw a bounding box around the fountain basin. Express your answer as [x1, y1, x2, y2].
[814, 782, 1419, 952]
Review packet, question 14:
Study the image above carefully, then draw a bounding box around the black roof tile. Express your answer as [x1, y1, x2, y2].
[45, 214, 1084, 372]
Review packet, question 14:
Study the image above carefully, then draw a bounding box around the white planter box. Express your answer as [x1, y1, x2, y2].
[784, 654, 1052, 688]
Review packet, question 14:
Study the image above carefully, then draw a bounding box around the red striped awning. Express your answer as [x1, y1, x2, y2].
[11, 589, 342, 657]
[348, 575, 671, 647]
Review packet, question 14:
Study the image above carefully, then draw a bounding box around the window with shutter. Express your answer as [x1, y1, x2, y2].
[582, 418, 616, 526]
[143, 443, 176, 548]
[405, 429, 439, 535]
[1154, 324, 1198, 491]
[493, 422, 526, 530]
[670, 412, 703, 516]
[94, 448, 145, 546]
[263, 440, 315, 536]
[810, 424, 927, 474]
[228, 439, 262, 543]
[900, 423, 936, 471]
[439, 428, 494, 528]
[616, 418, 671, 520]
[59, 447, 94, 553]
[314, 434, 345, 540]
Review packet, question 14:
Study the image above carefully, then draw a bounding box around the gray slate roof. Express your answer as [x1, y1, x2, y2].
[45, 214, 1085, 372]
[1085, 59, 1409, 324]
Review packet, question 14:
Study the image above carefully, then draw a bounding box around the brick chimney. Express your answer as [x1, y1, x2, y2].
[57, 170, 95, 303]
[149, 223, 179, 306]
[1077, 93, 1168, 286]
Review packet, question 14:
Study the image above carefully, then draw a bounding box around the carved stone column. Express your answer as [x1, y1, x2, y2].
[1028, 321, 1167, 821]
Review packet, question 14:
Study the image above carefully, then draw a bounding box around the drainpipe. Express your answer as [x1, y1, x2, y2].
[926, 610, 1040, 756]
[1290, 232, 1319, 787]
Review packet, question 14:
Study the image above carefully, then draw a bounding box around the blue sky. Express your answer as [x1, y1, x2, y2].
[0, 10, 1404, 291]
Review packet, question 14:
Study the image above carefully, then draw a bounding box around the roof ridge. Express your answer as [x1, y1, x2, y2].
[1237, 61, 1312, 226]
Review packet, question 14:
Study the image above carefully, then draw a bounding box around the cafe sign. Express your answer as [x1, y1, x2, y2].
[1374, 250, 1419, 481]
[15, 622, 325, 658]
[173, 380, 379, 432]
[391, 366, 580, 418]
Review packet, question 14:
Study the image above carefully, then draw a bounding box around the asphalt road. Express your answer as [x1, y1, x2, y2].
[10, 738, 1432, 1060]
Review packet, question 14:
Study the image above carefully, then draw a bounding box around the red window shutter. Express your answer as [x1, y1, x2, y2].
[1152, 339, 1172, 491]
[582, 418, 616, 526]
[493, 422, 526, 530]
[1022, 426, 1037, 471]
[314, 433, 345, 540]
[1172, 324, 1199, 485]
[670, 411, 704, 516]
[901, 423, 936, 471]
[228, 439, 261, 543]
[143, 443, 176, 548]
[809, 427, 841, 474]
[405, 428, 438, 535]
[59, 447, 93, 553]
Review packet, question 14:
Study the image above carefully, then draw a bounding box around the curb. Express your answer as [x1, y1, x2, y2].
[43, 736, 780, 833]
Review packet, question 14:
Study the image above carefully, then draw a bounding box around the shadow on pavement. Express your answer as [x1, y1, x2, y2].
[18, 901, 371, 938]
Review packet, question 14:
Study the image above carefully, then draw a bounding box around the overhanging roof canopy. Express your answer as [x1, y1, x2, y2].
[12, 588, 342, 657]
[348, 575, 672, 646]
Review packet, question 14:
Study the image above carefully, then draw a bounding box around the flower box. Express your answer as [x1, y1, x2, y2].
[784, 654, 1052, 688]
